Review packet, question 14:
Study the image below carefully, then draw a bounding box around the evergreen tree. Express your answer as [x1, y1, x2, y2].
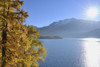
[0, 0, 46, 67]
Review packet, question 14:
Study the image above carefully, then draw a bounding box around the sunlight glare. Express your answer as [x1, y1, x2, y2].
[82, 38, 100, 67]
[87, 8, 98, 18]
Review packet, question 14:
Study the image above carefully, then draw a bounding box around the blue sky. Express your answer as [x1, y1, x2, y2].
[22, 0, 100, 27]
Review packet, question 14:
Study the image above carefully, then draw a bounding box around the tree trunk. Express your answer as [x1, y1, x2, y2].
[1, 24, 7, 67]
[2, 46, 6, 67]
[1, 1, 9, 66]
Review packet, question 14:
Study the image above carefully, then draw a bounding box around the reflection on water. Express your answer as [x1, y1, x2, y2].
[40, 38, 100, 67]
[82, 38, 100, 67]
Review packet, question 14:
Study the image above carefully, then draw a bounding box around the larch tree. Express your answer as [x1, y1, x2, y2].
[0, 0, 46, 67]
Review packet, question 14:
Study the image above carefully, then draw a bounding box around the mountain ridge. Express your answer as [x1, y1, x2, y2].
[36, 18, 100, 38]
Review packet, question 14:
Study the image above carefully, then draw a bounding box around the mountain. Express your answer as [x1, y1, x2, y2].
[76, 29, 100, 38]
[37, 18, 100, 38]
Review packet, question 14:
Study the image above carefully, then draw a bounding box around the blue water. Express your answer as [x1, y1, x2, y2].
[39, 38, 100, 67]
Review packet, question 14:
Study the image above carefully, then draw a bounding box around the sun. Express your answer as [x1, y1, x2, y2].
[87, 8, 98, 18]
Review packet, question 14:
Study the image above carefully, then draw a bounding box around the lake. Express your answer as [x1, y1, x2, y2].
[39, 38, 100, 67]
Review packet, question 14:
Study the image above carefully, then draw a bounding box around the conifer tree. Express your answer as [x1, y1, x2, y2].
[0, 0, 46, 67]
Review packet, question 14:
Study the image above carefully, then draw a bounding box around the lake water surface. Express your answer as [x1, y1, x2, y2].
[39, 38, 100, 67]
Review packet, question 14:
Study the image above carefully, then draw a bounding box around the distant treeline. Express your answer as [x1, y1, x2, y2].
[39, 35, 62, 39]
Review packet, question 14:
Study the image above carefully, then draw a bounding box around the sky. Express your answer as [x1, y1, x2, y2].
[22, 0, 100, 27]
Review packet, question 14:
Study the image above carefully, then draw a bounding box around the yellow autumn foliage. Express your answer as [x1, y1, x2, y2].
[0, 0, 46, 67]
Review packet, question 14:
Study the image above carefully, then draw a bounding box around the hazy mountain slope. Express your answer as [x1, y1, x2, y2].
[76, 29, 100, 38]
[37, 18, 100, 37]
